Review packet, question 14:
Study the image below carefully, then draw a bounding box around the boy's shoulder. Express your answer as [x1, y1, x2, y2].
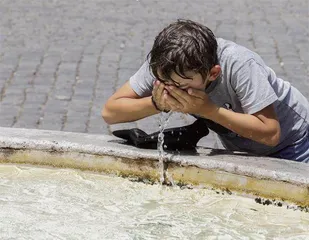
[216, 38, 265, 72]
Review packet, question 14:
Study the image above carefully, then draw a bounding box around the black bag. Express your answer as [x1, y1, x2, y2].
[112, 118, 210, 151]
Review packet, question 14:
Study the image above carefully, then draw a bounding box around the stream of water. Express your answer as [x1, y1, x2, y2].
[157, 111, 173, 184]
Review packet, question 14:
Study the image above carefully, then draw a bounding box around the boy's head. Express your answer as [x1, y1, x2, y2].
[148, 19, 221, 90]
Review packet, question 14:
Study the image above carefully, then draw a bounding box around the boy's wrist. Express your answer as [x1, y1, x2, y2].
[198, 102, 220, 121]
[151, 96, 169, 113]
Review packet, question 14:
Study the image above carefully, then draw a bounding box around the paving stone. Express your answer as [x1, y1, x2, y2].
[0, 0, 307, 149]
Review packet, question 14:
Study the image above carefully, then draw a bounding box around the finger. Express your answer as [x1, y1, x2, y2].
[152, 80, 162, 97]
[153, 80, 161, 91]
[152, 80, 158, 95]
[155, 82, 165, 101]
[187, 88, 205, 99]
[165, 100, 183, 112]
[164, 93, 183, 109]
[166, 85, 190, 104]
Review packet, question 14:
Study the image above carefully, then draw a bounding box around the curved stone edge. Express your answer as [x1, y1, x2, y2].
[0, 127, 308, 208]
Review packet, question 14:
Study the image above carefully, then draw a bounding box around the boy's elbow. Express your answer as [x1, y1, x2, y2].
[101, 105, 115, 125]
[267, 135, 280, 147]
[267, 127, 281, 147]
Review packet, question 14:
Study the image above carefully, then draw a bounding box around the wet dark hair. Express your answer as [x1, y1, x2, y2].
[147, 19, 218, 83]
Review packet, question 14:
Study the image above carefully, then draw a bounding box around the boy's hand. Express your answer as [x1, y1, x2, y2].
[165, 85, 217, 117]
[152, 80, 172, 112]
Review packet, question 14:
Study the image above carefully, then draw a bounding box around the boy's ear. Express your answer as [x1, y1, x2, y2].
[209, 65, 221, 81]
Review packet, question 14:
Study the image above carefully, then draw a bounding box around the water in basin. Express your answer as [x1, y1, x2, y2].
[0, 164, 308, 239]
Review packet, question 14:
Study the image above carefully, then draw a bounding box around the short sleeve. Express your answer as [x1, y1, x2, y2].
[232, 59, 278, 114]
[129, 60, 154, 97]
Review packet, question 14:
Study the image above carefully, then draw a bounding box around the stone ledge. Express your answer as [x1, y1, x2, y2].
[0, 127, 308, 207]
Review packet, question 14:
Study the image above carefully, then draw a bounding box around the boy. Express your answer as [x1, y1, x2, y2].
[102, 19, 309, 163]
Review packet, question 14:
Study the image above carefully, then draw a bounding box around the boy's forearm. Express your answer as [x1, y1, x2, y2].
[102, 96, 160, 124]
[201, 107, 279, 146]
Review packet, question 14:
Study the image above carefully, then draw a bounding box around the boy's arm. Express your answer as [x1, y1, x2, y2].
[102, 81, 159, 124]
[202, 103, 281, 146]
[164, 86, 280, 147]
[204, 59, 281, 146]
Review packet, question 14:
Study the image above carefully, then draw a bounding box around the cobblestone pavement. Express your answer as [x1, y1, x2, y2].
[0, 0, 308, 148]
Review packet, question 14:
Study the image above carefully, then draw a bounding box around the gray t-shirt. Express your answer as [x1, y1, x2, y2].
[129, 38, 309, 155]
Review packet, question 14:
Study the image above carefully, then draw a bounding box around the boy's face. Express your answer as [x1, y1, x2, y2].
[158, 70, 208, 91]
[157, 65, 221, 92]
